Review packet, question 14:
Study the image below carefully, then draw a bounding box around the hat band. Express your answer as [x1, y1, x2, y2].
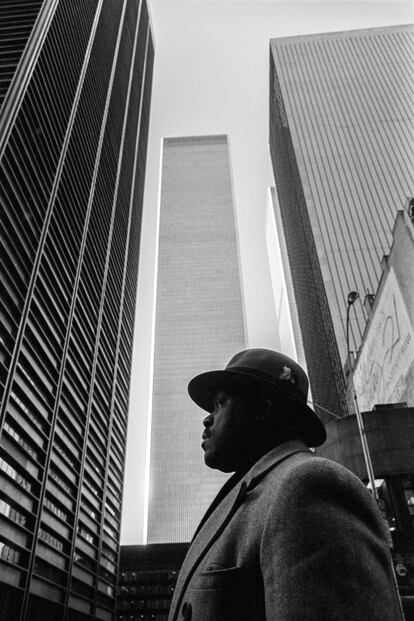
[225, 366, 306, 403]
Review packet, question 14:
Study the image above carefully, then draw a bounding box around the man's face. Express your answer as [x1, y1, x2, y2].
[201, 390, 252, 472]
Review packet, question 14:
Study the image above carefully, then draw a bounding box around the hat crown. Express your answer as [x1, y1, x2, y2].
[226, 348, 309, 401]
[187, 348, 326, 446]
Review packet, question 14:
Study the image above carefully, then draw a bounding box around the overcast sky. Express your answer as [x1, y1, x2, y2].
[121, 0, 414, 544]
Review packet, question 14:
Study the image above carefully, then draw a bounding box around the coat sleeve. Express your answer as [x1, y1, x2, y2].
[259, 457, 400, 621]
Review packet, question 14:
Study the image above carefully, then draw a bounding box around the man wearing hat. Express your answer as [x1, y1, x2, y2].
[168, 349, 401, 621]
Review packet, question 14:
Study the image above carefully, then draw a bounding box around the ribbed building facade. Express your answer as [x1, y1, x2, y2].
[269, 25, 414, 421]
[147, 135, 246, 544]
[0, 2, 154, 620]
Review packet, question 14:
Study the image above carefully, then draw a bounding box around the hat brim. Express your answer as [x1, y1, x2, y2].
[188, 369, 326, 448]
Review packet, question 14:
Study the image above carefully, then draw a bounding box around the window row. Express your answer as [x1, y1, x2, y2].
[3, 419, 40, 461]
[38, 527, 64, 552]
[0, 498, 27, 527]
[118, 599, 171, 611]
[0, 540, 21, 566]
[118, 615, 168, 621]
[120, 584, 173, 596]
[0, 456, 32, 492]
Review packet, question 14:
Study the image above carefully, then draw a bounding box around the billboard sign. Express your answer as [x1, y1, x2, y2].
[353, 267, 414, 412]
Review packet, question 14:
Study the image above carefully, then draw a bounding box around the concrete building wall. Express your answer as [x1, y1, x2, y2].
[316, 407, 414, 479]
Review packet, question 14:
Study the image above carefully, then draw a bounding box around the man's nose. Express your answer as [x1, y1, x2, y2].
[203, 413, 213, 427]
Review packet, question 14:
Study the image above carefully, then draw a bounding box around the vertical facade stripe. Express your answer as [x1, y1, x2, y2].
[0, 0, 102, 432]
[0, 0, 59, 159]
[15, 2, 105, 618]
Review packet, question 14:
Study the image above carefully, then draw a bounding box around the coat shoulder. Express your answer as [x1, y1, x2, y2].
[256, 455, 400, 620]
[260, 451, 384, 537]
[267, 450, 366, 491]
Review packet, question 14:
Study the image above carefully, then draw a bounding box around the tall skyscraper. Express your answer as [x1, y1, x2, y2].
[146, 135, 246, 544]
[269, 25, 414, 420]
[0, 2, 153, 620]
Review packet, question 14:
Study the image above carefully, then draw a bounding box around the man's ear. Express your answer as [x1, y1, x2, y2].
[254, 399, 273, 423]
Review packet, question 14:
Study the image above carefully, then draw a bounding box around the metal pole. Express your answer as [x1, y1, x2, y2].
[346, 301, 377, 497]
[352, 381, 379, 501]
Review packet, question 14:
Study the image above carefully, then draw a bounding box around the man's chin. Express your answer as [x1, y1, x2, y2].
[203, 450, 216, 468]
[203, 451, 233, 473]
[203, 450, 220, 470]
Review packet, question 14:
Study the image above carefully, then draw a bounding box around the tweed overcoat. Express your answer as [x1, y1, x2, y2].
[168, 439, 400, 621]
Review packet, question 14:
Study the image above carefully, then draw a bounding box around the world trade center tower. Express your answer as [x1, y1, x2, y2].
[269, 25, 414, 421]
[146, 135, 246, 544]
[0, 1, 154, 619]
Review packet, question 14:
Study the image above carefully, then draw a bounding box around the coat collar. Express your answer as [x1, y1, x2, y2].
[241, 438, 311, 492]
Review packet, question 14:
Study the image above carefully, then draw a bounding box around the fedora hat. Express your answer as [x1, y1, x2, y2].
[188, 348, 326, 447]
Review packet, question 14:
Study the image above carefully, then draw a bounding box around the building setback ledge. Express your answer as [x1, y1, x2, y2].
[315, 407, 414, 479]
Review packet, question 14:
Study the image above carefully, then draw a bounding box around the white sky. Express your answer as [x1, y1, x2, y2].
[121, 0, 414, 544]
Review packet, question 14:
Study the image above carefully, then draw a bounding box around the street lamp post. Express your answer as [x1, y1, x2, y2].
[346, 291, 406, 620]
[345, 291, 378, 502]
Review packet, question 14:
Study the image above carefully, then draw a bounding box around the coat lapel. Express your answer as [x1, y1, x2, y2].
[190, 470, 247, 543]
[170, 440, 311, 621]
